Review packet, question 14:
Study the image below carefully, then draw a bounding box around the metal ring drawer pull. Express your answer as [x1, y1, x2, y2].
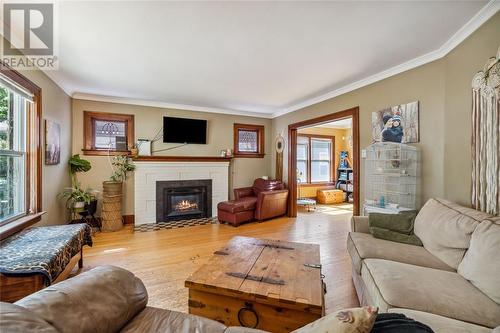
[238, 302, 259, 328]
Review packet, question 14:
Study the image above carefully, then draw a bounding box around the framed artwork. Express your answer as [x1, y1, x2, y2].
[45, 119, 61, 165]
[371, 101, 419, 143]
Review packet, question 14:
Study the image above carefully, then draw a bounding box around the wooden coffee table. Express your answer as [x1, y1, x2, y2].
[185, 236, 325, 332]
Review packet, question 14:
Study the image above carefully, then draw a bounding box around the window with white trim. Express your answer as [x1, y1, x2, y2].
[296, 135, 334, 184]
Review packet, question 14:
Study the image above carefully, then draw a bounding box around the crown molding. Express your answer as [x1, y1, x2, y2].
[272, 0, 500, 118]
[72, 93, 274, 119]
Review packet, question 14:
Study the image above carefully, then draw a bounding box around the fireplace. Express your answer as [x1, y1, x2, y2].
[156, 180, 212, 222]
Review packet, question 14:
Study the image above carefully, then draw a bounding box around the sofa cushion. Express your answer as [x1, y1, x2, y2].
[0, 302, 59, 333]
[362, 259, 500, 328]
[16, 265, 148, 333]
[387, 309, 491, 333]
[414, 198, 490, 269]
[458, 219, 500, 304]
[120, 306, 227, 333]
[347, 232, 453, 275]
[217, 197, 257, 213]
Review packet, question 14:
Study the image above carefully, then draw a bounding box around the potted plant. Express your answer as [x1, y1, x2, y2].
[59, 155, 97, 221]
[101, 156, 135, 231]
[68, 154, 91, 187]
[59, 185, 94, 210]
[102, 155, 136, 195]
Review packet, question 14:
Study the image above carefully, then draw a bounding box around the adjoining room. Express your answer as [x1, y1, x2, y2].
[296, 118, 355, 215]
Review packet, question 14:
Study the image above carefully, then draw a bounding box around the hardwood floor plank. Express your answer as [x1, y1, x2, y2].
[81, 207, 359, 314]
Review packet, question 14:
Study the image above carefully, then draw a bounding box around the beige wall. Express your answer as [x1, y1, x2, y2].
[23, 69, 72, 226]
[297, 126, 352, 172]
[272, 12, 500, 208]
[443, 14, 500, 206]
[273, 59, 446, 206]
[71, 99, 272, 215]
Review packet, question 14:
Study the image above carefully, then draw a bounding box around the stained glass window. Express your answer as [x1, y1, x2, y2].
[238, 130, 258, 152]
[234, 124, 264, 157]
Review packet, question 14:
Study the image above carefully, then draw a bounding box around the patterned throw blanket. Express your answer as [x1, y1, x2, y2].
[0, 224, 93, 285]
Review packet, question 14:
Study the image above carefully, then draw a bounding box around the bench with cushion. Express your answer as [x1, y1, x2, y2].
[0, 223, 92, 302]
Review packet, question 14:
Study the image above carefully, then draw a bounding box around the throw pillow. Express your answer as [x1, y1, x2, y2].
[369, 212, 417, 234]
[291, 306, 378, 333]
[368, 212, 423, 246]
[457, 219, 500, 303]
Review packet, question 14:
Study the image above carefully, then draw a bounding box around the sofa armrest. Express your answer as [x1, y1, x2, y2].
[16, 265, 148, 333]
[234, 187, 254, 200]
[257, 189, 289, 203]
[351, 216, 370, 233]
[255, 190, 289, 220]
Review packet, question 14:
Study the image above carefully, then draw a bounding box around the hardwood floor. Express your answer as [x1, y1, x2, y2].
[81, 204, 359, 314]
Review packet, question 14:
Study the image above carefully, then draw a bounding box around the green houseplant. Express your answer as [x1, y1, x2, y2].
[60, 185, 93, 209]
[109, 155, 136, 182]
[101, 156, 135, 231]
[103, 155, 136, 194]
[69, 154, 91, 187]
[59, 154, 96, 211]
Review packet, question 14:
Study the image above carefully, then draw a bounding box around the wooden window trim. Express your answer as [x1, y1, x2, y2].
[297, 134, 335, 184]
[0, 62, 43, 239]
[83, 111, 134, 156]
[233, 123, 265, 158]
[0, 212, 44, 240]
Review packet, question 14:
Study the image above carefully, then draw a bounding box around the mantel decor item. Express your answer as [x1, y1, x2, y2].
[471, 47, 500, 215]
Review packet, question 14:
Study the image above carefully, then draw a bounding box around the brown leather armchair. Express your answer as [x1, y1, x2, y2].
[217, 178, 289, 226]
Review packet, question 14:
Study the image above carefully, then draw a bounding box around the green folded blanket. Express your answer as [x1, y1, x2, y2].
[369, 212, 422, 246]
[370, 226, 423, 246]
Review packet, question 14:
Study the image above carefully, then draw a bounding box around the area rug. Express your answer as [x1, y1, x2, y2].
[134, 217, 219, 232]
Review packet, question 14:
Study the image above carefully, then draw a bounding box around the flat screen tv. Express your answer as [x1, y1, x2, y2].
[163, 117, 207, 144]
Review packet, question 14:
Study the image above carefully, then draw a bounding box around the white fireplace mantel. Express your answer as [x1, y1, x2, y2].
[134, 161, 230, 225]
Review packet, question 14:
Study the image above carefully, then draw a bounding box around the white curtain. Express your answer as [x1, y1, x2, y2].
[471, 47, 500, 215]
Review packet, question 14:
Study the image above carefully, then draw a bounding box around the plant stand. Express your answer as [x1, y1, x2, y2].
[101, 181, 123, 231]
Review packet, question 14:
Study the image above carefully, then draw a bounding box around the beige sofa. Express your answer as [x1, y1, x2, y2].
[348, 198, 500, 333]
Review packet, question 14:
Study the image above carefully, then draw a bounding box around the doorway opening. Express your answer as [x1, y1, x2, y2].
[288, 107, 360, 217]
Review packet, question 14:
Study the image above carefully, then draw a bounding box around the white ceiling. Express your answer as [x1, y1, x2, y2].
[315, 118, 352, 129]
[40, 1, 497, 118]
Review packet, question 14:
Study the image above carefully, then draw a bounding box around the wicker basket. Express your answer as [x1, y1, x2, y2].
[103, 181, 123, 196]
[102, 181, 124, 232]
